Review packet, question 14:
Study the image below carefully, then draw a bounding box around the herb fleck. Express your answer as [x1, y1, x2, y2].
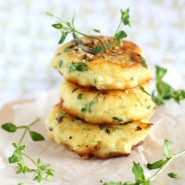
[112, 117, 123, 123]
[77, 94, 83, 100]
[69, 62, 88, 72]
[93, 78, 97, 84]
[81, 101, 94, 113]
[58, 60, 63, 68]
[140, 57, 148, 68]
[56, 115, 64, 123]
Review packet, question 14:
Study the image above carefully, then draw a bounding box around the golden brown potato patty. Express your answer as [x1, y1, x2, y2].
[51, 36, 152, 90]
[45, 103, 152, 159]
[60, 81, 155, 124]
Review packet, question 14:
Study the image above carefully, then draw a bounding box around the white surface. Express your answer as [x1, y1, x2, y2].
[0, 0, 185, 105]
[0, 90, 185, 185]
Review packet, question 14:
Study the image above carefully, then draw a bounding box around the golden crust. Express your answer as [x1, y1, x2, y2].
[60, 81, 155, 124]
[51, 36, 152, 90]
[45, 103, 152, 159]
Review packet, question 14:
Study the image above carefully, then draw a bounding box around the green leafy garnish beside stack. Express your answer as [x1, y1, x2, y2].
[104, 140, 185, 185]
[152, 65, 185, 106]
[48, 8, 131, 53]
[1, 118, 55, 184]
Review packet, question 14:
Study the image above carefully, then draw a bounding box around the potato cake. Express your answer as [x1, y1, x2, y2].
[51, 36, 152, 90]
[60, 81, 155, 124]
[45, 103, 152, 159]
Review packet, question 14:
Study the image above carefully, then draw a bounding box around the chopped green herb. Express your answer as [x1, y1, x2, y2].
[56, 115, 64, 123]
[93, 78, 97, 84]
[69, 62, 88, 72]
[77, 94, 83, 100]
[140, 57, 148, 68]
[112, 117, 123, 123]
[58, 60, 63, 68]
[146, 105, 151, 109]
[81, 101, 94, 113]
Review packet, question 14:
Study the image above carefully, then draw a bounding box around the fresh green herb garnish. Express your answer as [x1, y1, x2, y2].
[81, 101, 94, 113]
[1, 118, 55, 183]
[77, 94, 83, 100]
[69, 62, 88, 72]
[104, 139, 185, 185]
[167, 172, 180, 179]
[112, 117, 123, 123]
[48, 7, 131, 52]
[2, 119, 44, 142]
[90, 46, 105, 55]
[110, 8, 131, 49]
[48, 12, 105, 47]
[152, 65, 185, 106]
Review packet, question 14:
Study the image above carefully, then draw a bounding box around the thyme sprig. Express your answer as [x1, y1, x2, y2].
[1, 118, 55, 183]
[152, 65, 185, 106]
[104, 139, 185, 185]
[48, 7, 131, 53]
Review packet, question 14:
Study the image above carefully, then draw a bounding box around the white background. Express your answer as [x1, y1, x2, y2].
[0, 0, 185, 106]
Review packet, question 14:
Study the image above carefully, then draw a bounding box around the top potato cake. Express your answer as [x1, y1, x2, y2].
[51, 36, 152, 90]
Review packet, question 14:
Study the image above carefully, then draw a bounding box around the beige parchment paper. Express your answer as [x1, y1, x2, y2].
[0, 88, 185, 185]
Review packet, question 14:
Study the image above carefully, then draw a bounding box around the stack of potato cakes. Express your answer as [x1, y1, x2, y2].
[45, 36, 155, 159]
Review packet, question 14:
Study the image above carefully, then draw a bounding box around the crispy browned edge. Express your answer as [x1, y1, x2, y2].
[48, 103, 152, 159]
[55, 36, 151, 90]
[63, 80, 150, 93]
[60, 81, 155, 124]
[63, 106, 154, 125]
[62, 36, 145, 67]
[63, 141, 144, 160]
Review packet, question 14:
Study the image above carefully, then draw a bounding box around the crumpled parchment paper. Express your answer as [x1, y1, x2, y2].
[0, 88, 185, 185]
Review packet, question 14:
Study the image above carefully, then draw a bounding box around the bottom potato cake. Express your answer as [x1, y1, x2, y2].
[45, 103, 152, 159]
